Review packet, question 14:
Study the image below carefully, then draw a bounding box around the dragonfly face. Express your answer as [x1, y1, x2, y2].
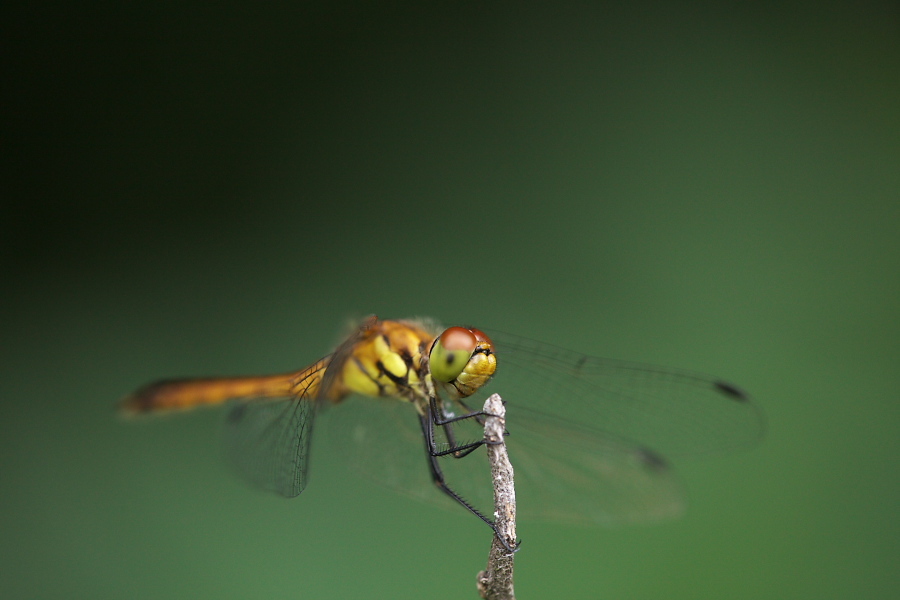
[428, 326, 497, 399]
[122, 315, 763, 533]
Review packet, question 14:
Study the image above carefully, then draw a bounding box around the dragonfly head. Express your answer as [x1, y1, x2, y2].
[428, 326, 497, 398]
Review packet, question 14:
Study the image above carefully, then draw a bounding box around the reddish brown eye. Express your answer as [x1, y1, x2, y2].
[440, 327, 477, 353]
[469, 328, 493, 348]
[429, 327, 477, 383]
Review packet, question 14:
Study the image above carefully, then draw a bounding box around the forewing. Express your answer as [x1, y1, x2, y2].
[488, 330, 765, 457]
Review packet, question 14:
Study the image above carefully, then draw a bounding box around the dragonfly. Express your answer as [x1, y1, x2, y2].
[122, 315, 763, 545]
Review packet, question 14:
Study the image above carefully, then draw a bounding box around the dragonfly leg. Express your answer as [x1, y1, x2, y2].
[428, 396, 506, 459]
[454, 397, 511, 440]
[418, 412, 519, 553]
[432, 396, 509, 434]
[430, 436, 487, 458]
[429, 396, 497, 427]
[430, 397, 508, 458]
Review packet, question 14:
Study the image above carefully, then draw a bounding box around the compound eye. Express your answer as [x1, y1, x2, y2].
[429, 327, 477, 383]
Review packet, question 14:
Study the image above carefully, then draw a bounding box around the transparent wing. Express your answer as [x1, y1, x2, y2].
[222, 316, 378, 498]
[487, 330, 765, 457]
[323, 392, 685, 526]
[509, 418, 684, 524]
[223, 396, 315, 498]
[320, 395, 454, 505]
[320, 393, 504, 518]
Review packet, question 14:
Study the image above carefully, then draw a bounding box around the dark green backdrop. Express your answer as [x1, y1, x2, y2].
[3, 2, 897, 598]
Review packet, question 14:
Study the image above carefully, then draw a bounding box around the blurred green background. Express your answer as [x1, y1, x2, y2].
[3, 2, 898, 598]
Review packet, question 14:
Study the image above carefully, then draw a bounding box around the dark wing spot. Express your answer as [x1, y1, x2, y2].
[636, 447, 670, 472]
[714, 380, 750, 402]
[574, 355, 587, 373]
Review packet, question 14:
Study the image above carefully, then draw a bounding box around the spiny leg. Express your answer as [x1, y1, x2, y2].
[419, 410, 517, 553]
[430, 396, 510, 459]
[429, 396, 492, 427]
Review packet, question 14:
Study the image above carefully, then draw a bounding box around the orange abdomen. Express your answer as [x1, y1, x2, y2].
[120, 359, 328, 414]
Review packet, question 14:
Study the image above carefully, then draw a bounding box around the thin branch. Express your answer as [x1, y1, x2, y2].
[476, 393, 517, 600]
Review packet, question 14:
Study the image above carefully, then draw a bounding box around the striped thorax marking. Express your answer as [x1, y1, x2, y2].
[337, 320, 433, 403]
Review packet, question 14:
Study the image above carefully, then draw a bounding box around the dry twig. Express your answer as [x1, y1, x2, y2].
[476, 393, 517, 600]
